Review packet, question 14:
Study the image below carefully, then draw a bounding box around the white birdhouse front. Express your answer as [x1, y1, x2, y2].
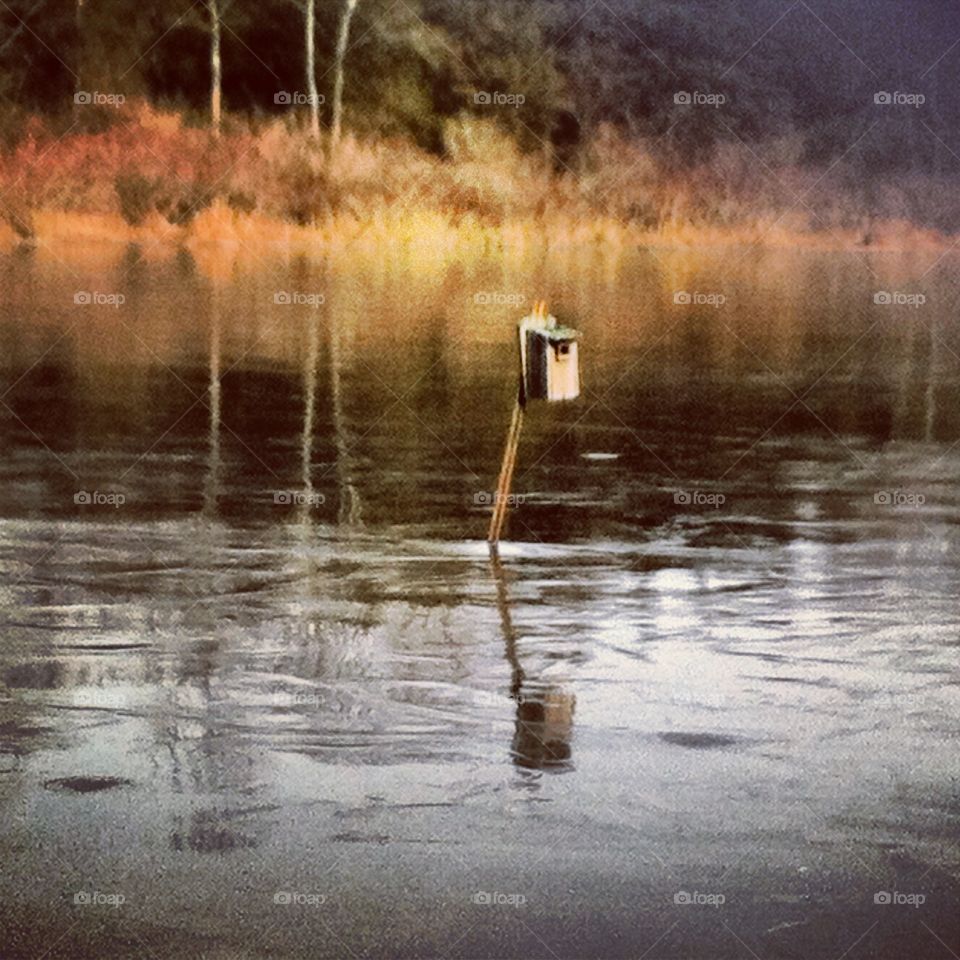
[519, 303, 581, 402]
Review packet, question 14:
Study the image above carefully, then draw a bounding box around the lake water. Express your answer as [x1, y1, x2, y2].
[1, 243, 958, 958]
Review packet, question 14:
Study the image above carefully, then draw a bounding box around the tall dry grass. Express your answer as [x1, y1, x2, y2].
[0, 100, 954, 257]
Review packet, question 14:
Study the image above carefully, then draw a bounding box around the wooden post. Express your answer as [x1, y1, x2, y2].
[208, 0, 222, 137]
[487, 390, 524, 548]
[488, 317, 530, 550]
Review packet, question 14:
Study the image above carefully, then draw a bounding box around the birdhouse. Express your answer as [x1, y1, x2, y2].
[488, 301, 583, 547]
[520, 302, 580, 402]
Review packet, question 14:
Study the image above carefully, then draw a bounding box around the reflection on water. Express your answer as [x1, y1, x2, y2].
[493, 551, 575, 771]
[1, 246, 959, 958]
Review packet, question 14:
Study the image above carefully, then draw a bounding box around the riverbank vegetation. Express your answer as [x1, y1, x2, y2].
[2, 0, 959, 251]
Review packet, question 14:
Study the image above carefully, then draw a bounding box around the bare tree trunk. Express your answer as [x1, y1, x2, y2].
[75, 0, 84, 97]
[208, 0, 222, 136]
[305, 0, 320, 140]
[330, 0, 358, 153]
[305, 0, 320, 139]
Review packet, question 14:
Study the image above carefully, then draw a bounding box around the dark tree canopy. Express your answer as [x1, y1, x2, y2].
[1, 0, 958, 175]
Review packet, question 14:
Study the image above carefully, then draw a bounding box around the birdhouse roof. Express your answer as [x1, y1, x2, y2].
[534, 323, 580, 341]
[522, 314, 580, 341]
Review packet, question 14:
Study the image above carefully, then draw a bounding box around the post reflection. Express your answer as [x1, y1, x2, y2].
[490, 551, 575, 771]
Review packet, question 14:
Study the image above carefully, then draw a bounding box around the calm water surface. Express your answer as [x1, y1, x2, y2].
[1, 245, 958, 958]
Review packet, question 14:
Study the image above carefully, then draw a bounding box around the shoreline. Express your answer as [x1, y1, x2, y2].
[1, 204, 952, 266]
